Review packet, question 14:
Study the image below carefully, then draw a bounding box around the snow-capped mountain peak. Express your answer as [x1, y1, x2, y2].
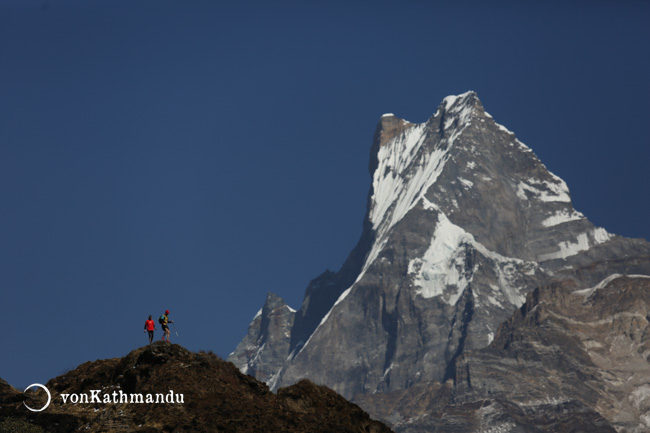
[229, 92, 650, 408]
[369, 91, 482, 244]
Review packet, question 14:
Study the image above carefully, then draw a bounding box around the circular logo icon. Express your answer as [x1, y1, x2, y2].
[23, 383, 51, 412]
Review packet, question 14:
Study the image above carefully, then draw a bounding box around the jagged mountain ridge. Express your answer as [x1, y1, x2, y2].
[229, 91, 650, 402]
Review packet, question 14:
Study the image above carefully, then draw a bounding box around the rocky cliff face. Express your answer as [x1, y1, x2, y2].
[356, 275, 650, 433]
[0, 343, 393, 433]
[457, 275, 650, 433]
[229, 91, 650, 431]
[229, 292, 295, 384]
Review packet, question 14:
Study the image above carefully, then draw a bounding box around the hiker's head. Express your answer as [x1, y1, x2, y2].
[165, 310, 170, 315]
[149, 315, 152, 320]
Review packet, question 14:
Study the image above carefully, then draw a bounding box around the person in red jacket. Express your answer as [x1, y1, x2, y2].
[144, 315, 156, 344]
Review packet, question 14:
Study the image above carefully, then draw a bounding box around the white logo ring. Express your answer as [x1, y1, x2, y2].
[23, 383, 51, 412]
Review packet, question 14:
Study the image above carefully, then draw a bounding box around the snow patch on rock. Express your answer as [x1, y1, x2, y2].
[542, 209, 585, 227]
[409, 199, 532, 307]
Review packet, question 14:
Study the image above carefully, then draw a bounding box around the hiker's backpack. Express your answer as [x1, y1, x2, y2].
[159, 315, 166, 325]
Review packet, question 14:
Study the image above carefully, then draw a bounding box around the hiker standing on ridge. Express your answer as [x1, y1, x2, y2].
[159, 310, 173, 342]
[144, 315, 156, 344]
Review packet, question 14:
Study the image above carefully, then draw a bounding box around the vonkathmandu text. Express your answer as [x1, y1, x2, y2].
[60, 390, 184, 404]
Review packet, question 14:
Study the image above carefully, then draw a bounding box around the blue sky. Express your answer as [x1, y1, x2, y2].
[1, 0, 649, 388]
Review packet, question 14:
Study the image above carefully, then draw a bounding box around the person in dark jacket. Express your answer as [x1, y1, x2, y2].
[160, 310, 173, 342]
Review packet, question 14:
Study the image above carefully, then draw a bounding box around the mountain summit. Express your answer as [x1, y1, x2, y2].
[0, 343, 393, 433]
[229, 92, 650, 416]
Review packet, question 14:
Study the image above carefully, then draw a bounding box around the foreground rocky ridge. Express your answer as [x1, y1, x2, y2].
[0, 343, 393, 433]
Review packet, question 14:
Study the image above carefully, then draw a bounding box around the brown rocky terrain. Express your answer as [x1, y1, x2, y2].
[0, 343, 393, 433]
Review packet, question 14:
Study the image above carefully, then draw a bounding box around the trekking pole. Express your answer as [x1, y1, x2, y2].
[172, 322, 179, 338]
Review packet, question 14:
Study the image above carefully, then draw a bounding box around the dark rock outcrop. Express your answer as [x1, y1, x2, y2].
[0, 342, 394, 433]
